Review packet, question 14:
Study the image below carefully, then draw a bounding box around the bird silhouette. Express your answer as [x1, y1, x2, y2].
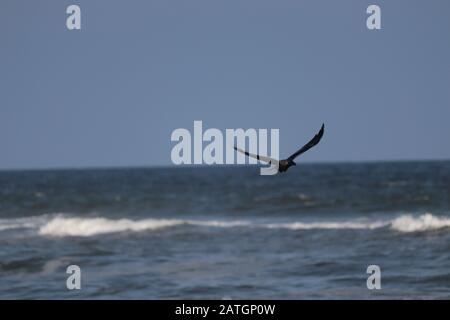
[234, 123, 324, 173]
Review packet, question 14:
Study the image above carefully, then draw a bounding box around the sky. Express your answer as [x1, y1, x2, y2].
[1, 0, 449, 169]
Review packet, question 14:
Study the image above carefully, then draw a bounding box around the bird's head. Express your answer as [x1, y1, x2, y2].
[290, 160, 297, 166]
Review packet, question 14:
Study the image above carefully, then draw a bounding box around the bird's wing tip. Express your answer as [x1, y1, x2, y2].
[319, 123, 325, 136]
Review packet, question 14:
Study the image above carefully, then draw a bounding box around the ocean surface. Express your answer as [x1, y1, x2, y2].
[0, 161, 449, 299]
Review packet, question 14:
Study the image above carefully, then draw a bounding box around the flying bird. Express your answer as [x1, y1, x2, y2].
[234, 123, 325, 173]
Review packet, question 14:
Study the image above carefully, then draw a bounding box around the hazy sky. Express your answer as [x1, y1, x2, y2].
[1, 0, 449, 169]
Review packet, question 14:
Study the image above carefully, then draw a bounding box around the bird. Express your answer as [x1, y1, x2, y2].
[234, 123, 324, 173]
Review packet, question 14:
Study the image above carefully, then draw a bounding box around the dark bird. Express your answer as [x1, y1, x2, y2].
[234, 123, 325, 173]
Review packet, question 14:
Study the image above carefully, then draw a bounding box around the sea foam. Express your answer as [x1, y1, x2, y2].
[390, 213, 450, 232]
[1, 213, 450, 237]
[38, 217, 186, 237]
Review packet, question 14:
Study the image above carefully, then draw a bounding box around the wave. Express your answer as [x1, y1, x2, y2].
[0, 213, 450, 237]
[0, 215, 49, 231]
[265, 221, 388, 230]
[390, 213, 450, 232]
[38, 217, 251, 237]
[38, 217, 186, 237]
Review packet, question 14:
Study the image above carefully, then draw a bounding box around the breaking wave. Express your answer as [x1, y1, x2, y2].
[390, 213, 450, 232]
[38, 217, 251, 237]
[1, 213, 450, 237]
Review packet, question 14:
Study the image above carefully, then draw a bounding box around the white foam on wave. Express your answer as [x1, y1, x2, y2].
[390, 213, 450, 232]
[0, 215, 48, 231]
[38, 217, 187, 237]
[1, 212, 450, 237]
[0, 224, 26, 231]
[265, 221, 388, 230]
[37, 216, 252, 237]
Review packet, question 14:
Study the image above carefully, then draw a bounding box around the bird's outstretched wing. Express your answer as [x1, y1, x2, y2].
[287, 123, 325, 161]
[233, 146, 279, 165]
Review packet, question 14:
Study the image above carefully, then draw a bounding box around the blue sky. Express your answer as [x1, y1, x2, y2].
[1, 0, 449, 169]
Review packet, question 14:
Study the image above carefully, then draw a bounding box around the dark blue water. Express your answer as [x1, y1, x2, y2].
[1, 161, 450, 299]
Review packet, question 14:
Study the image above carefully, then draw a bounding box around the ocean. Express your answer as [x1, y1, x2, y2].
[0, 161, 449, 299]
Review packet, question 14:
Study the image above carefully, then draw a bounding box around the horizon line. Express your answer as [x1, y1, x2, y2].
[1, 157, 449, 172]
